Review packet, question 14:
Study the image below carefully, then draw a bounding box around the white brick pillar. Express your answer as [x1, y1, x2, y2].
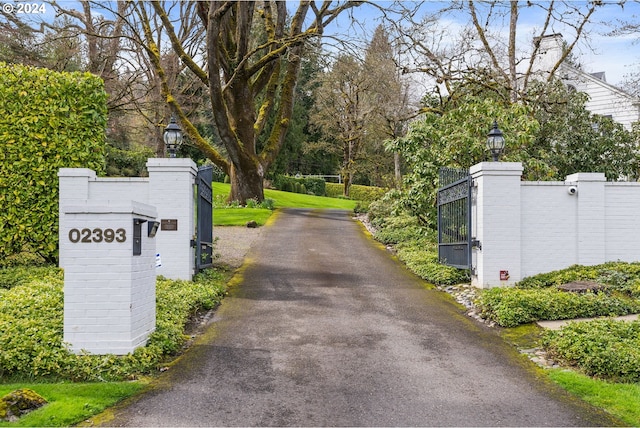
[470, 162, 523, 288]
[565, 173, 606, 265]
[146, 158, 197, 280]
[58, 168, 96, 269]
[60, 201, 157, 355]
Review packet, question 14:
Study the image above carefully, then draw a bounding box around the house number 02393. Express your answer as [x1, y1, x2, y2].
[68, 228, 126, 243]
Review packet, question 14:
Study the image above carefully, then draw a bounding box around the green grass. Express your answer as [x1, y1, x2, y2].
[212, 182, 357, 226]
[213, 208, 273, 226]
[0, 382, 145, 427]
[548, 369, 640, 426]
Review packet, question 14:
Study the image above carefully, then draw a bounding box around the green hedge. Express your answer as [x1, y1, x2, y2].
[273, 175, 326, 196]
[0, 63, 107, 264]
[325, 183, 388, 203]
[477, 287, 640, 327]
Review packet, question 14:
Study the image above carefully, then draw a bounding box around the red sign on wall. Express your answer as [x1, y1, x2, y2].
[500, 270, 510, 281]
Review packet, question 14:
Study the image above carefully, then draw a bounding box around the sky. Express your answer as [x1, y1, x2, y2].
[6, 0, 638, 87]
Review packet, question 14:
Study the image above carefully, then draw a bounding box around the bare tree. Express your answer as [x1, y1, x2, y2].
[132, 1, 364, 203]
[389, 1, 604, 104]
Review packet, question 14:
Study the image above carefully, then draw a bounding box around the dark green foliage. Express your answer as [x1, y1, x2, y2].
[543, 320, 640, 382]
[325, 183, 388, 204]
[0, 62, 107, 263]
[105, 143, 154, 177]
[367, 191, 469, 285]
[0, 266, 63, 290]
[0, 266, 227, 381]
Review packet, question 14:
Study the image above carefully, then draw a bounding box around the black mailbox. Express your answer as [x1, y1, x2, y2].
[148, 221, 160, 238]
[133, 218, 148, 256]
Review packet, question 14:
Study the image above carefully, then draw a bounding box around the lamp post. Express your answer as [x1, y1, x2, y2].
[486, 120, 505, 162]
[164, 115, 183, 158]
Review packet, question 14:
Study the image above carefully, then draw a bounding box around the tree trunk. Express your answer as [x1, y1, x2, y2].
[228, 158, 264, 204]
[394, 152, 402, 188]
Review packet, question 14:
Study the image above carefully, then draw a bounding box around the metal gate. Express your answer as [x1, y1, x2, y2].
[195, 165, 214, 272]
[437, 167, 472, 269]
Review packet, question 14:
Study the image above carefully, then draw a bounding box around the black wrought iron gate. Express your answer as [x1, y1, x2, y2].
[195, 165, 213, 272]
[437, 167, 472, 269]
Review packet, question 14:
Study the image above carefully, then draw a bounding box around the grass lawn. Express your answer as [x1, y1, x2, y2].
[212, 182, 357, 226]
[548, 369, 640, 426]
[214, 208, 273, 226]
[0, 382, 146, 427]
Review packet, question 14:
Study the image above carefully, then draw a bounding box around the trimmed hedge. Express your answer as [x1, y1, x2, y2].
[273, 175, 325, 196]
[325, 183, 388, 203]
[477, 287, 640, 327]
[0, 63, 107, 264]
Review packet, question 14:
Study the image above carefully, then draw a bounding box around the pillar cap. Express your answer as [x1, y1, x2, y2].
[565, 172, 606, 183]
[470, 162, 523, 177]
[146, 158, 198, 173]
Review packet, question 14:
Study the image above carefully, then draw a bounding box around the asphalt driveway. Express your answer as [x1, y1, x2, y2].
[106, 208, 619, 427]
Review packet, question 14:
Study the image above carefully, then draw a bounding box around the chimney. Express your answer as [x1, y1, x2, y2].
[532, 33, 564, 75]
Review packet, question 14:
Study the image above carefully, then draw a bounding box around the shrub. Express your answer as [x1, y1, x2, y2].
[476, 287, 640, 327]
[325, 183, 343, 198]
[374, 215, 426, 245]
[348, 185, 388, 207]
[516, 262, 640, 289]
[105, 143, 154, 177]
[0, 266, 63, 290]
[543, 319, 640, 382]
[0, 62, 107, 263]
[325, 183, 388, 206]
[0, 266, 227, 381]
[396, 245, 469, 285]
[273, 175, 326, 196]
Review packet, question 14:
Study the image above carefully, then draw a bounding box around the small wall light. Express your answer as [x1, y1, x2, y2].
[486, 120, 505, 162]
[164, 115, 183, 158]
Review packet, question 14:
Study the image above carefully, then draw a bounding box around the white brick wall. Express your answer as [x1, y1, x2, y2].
[605, 183, 640, 260]
[471, 162, 523, 288]
[473, 163, 640, 287]
[147, 158, 197, 280]
[60, 202, 156, 355]
[520, 183, 578, 277]
[59, 159, 197, 279]
[58, 158, 198, 354]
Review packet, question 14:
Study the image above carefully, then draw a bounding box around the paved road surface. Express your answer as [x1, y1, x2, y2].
[106, 209, 619, 427]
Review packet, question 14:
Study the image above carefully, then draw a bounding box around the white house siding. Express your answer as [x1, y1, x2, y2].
[531, 34, 640, 131]
[562, 65, 640, 131]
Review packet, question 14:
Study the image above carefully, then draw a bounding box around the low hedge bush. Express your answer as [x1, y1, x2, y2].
[368, 208, 468, 286]
[543, 319, 640, 382]
[0, 266, 227, 381]
[396, 245, 470, 285]
[325, 183, 387, 205]
[517, 262, 640, 296]
[476, 287, 640, 327]
[273, 175, 325, 196]
[0, 266, 62, 290]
